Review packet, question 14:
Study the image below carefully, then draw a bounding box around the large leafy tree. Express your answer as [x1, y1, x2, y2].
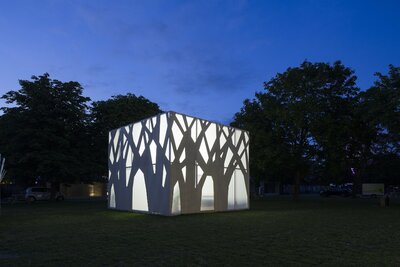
[0, 74, 91, 185]
[90, 93, 162, 177]
[358, 65, 400, 186]
[233, 61, 360, 198]
[360, 65, 400, 154]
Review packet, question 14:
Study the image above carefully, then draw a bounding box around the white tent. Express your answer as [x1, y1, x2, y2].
[108, 111, 250, 216]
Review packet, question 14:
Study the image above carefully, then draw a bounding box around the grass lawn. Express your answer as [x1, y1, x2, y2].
[1, 196, 399, 266]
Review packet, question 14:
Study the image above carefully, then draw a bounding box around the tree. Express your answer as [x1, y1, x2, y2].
[357, 65, 400, 187]
[360, 65, 400, 154]
[0, 74, 91, 186]
[233, 61, 360, 198]
[232, 97, 294, 188]
[0, 154, 5, 183]
[0, 154, 5, 215]
[90, 94, 162, 177]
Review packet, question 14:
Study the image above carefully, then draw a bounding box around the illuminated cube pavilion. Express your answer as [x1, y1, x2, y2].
[108, 111, 249, 216]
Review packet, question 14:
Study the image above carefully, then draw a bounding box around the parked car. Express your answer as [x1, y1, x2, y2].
[320, 186, 352, 197]
[25, 187, 64, 202]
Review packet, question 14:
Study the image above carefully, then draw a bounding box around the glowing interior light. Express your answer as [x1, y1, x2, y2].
[181, 166, 186, 182]
[109, 132, 114, 162]
[235, 130, 242, 146]
[113, 129, 120, 154]
[219, 131, 226, 149]
[172, 121, 183, 148]
[196, 164, 203, 187]
[126, 148, 133, 166]
[206, 123, 217, 150]
[89, 185, 95, 197]
[238, 140, 245, 156]
[108, 112, 249, 216]
[244, 132, 249, 144]
[196, 120, 202, 139]
[171, 181, 181, 214]
[200, 176, 214, 211]
[190, 125, 197, 142]
[241, 153, 247, 170]
[150, 140, 157, 165]
[132, 169, 148, 211]
[199, 138, 208, 162]
[176, 113, 186, 131]
[224, 149, 233, 168]
[170, 145, 175, 162]
[162, 165, 166, 187]
[234, 169, 248, 209]
[151, 117, 157, 129]
[109, 150, 114, 164]
[186, 116, 194, 128]
[115, 139, 121, 162]
[125, 167, 131, 187]
[165, 140, 170, 161]
[123, 132, 127, 145]
[159, 114, 168, 146]
[132, 123, 141, 146]
[110, 184, 116, 208]
[228, 173, 235, 210]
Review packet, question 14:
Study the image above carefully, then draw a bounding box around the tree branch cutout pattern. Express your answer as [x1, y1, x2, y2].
[108, 112, 249, 216]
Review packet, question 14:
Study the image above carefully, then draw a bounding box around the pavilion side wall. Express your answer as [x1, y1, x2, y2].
[168, 112, 250, 215]
[108, 113, 171, 215]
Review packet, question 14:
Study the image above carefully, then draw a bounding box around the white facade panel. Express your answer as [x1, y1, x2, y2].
[108, 111, 249, 216]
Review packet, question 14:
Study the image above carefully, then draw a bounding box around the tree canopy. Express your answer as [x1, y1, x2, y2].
[90, 94, 162, 177]
[0, 64, 398, 192]
[232, 61, 399, 197]
[0, 74, 91, 185]
[0, 75, 161, 186]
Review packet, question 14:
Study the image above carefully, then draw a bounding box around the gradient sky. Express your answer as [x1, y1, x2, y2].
[1, 0, 399, 124]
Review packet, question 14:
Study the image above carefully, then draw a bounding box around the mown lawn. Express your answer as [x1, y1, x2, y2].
[0, 196, 399, 266]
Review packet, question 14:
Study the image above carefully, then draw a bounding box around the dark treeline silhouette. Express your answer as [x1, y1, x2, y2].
[0, 73, 161, 187]
[0, 61, 398, 195]
[231, 61, 400, 198]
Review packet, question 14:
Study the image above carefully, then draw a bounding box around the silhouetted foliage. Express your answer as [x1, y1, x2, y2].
[0, 75, 161, 186]
[233, 61, 399, 197]
[89, 94, 162, 177]
[357, 65, 400, 187]
[0, 64, 398, 190]
[0, 74, 91, 185]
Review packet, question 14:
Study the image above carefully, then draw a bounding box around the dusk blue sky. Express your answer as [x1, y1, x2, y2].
[1, 0, 399, 124]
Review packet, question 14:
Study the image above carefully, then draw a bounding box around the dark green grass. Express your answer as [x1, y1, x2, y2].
[1, 197, 399, 266]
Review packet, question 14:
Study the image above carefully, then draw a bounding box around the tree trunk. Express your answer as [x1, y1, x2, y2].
[51, 181, 60, 200]
[352, 168, 363, 198]
[293, 171, 301, 200]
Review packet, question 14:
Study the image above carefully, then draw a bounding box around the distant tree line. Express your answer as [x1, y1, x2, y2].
[0, 73, 161, 187]
[231, 61, 399, 197]
[0, 61, 398, 197]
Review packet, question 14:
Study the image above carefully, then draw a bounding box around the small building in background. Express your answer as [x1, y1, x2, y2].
[108, 111, 250, 216]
